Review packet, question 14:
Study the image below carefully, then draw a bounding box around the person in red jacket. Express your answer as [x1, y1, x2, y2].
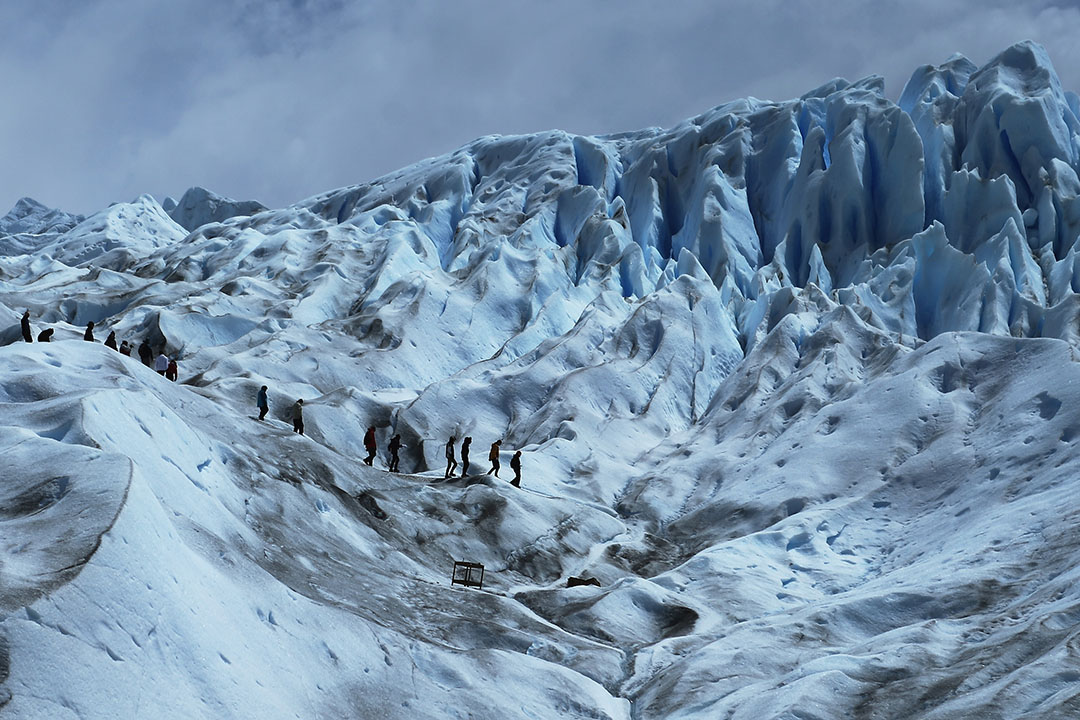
[363, 426, 377, 466]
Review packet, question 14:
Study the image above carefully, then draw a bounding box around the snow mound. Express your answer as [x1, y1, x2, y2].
[0, 197, 85, 256]
[168, 186, 268, 232]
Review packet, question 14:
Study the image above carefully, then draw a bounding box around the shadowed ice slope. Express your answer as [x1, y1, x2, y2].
[1, 40, 1080, 719]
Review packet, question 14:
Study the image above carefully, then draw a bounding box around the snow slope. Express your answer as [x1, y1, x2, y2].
[1, 40, 1080, 718]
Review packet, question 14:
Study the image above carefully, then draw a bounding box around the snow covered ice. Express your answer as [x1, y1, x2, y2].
[2, 40, 1080, 718]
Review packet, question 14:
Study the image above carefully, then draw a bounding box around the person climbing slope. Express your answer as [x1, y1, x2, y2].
[291, 399, 305, 435]
[257, 385, 269, 421]
[510, 450, 522, 488]
[37, 328, 53, 342]
[364, 426, 377, 466]
[388, 434, 402, 472]
[20, 310, 32, 343]
[166, 358, 178, 381]
[138, 339, 153, 367]
[119, 340, 131, 356]
[84, 321, 95, 342]
[488, 440, 501, 477]
[105, 331, 118, 350]
[154, 350, 169, 376]
[461, 436, 472, 476]
[445, 436, 458, 478]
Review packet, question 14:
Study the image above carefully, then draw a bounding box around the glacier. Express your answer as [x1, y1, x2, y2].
[1, 39, 1080, 718]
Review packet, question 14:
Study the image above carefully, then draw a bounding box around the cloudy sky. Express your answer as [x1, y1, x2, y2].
[2, 0, 1080, 215]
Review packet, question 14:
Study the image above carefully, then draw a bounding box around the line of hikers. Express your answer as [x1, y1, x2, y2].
[20, 310, 178, 381]
[258, 386, 523, 487]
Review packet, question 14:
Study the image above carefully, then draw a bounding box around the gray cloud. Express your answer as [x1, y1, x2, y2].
[2, 0, 1079, 215]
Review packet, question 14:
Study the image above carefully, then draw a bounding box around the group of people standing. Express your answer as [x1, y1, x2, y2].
[256, 385, 524, 486]
[21, 310, 178, 380]
[443, 436, 522, 487]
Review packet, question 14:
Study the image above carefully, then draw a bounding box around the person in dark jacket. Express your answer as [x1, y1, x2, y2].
[461, 436, 472, 476]
[119, 340, 132, 356]
[488, 440, 502, 477]
[104, 331, 118, 350]
[84, 321, 95, 342]
[166, 358, 178, 381]
[445, 436, 458, 478]
[257, 385, 269, 421]
[37, 328, 53, 342]
[291, 399, 305, 434]
[388, 434, 402, 472]
[137, 340, 153, 367]
[510, 450, 522, 487]
[20, 311, 32, 343]
[363, 426, 377, 466]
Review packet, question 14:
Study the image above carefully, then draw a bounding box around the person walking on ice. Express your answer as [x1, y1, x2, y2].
[166, 357, 178, 381]
[445, 436, 458, 478]
[488, 440, 502, 477]
[461, 436, 472, 476]
[84, 321, 95, 342]
[363, 426, 377, 466]
[105, 331, 118, 350]
[291, 399, 305, 435]
[257, 385, 269, 421]
[138, 339, 153, 367]
[510, 450, 522, 487]
[154, 350, 169, 376]
[388, 434, 402, 472]
[21, 310, 32, 343]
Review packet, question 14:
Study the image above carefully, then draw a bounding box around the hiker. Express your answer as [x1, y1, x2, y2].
[388, 434, 402, 472]
[20, 311, 32, 342]
[137, 340, 153, 367]
[510, 450, 522, 487]
[445, 436, 458, 478]
[257, 385, 269, 421]
[461, 436, 472, 476]
[291, 399, 305, 434]
[84, 321, 95, 342]
[37, 328, 53, 342]
[488, 440, 502, 477]
[104, 331, 118, 350]
[154, 350, 169, 376]
[363, 426, 377, 466]
[166, 358, 178, 382]
[119, 340, 132, 356]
